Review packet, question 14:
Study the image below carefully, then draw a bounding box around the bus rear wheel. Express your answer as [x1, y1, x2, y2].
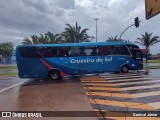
[121, 65, 129, 73]
[49, 70, 61, 80]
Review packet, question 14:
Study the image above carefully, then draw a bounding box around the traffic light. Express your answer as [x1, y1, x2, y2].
[134, 17, 139, 27]
[134, 17, 139, 28]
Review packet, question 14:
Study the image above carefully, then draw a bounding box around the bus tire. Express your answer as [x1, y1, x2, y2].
[121, 65, 129, 73]
[49, 70, 61, 80]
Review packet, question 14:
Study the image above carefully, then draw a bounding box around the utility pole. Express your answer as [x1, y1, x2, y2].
[94, 18, 98, 42]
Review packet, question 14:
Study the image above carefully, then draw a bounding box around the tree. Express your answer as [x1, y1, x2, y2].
[106, 36, 132, 42]
[106, 36, 123, 42]
[21, 32, 63, 45]
[62, 22, 91, 43]
[45, 32, 63, 44]
[22, 35, 39, 45]
[0, 42, 14, 57]
[135, 32, 160, 62]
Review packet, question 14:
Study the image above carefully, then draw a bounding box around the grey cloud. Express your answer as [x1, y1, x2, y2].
[52, 0, 75, 9]
[22, 0, 49, 13]
[0, 0, 159, 53]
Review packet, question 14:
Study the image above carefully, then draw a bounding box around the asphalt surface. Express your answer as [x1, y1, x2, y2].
[0, 77, 97, 120]
[0, 69, 160, 120]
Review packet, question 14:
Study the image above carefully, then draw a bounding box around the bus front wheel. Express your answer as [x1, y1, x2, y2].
[121, 65, 129, 73]
[49, 70, 61, 80]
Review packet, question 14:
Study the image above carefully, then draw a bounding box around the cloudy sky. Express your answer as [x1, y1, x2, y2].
[0, 0, 159, 54]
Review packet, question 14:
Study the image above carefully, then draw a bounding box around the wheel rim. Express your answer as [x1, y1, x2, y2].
[51, 72, 58, 79]
[122, 67, 128, 73]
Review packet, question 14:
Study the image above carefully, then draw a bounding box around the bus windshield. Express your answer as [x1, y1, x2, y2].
[130, 49, 143, 61]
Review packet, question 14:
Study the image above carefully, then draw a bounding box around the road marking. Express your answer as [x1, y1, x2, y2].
[123, 84, 160, 91]
[81, 81, 107, 83]
[100, 73, 148, 77]
[148, 102, 160, 109]
[81, 75, 160, 113]
[133, 91, 160, 98]
[84, 87, 123, 91]
[104, 77, 150, 83]
[100, 74, 139, 77]
[102, 76, 145, 80]
[81, 76, 104, 81]
[90, 99, 155, 110]
[84, 83, 116, 87]
[101, 74, 148, 78]
[0, 82, 23, 93]
[115, 79, 160, 86]
[86, 92, 134, 98]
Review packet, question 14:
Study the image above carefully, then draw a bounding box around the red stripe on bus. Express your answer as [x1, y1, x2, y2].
[40, 58, 69, 77]
[61, 72, 68, 76]
[40, 58, 53, 70]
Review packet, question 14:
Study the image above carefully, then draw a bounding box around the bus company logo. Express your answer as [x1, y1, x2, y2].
[70, 57, 113, 64]
[2, 112, 11, 117]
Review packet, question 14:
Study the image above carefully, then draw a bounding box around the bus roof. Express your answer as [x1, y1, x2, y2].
[16, 42, 138, 48]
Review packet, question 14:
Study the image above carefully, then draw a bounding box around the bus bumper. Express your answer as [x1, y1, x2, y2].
[131, 63, 143, 70]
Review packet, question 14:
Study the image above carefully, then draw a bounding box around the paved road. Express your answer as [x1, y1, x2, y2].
[0, 69, 160, 120]
[0, 77, 97, 120]
[81, 70, 160, 120]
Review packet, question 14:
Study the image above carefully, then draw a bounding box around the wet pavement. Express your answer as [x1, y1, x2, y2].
[0, 77, 97, 120]
[0, 70, 17, 73]
[0, 69, 160, 120]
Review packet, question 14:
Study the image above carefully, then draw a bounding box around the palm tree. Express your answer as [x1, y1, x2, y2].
[106, 36, 123, 42]
[38, 34, 49, 44]
[22, 35, 39, 45]
[45, 32, 63, 43]
[135, 32, 160, 62]
[62, 22, 90, 43]
[22, 38, 32, 45]
[22, 32, 63, 45]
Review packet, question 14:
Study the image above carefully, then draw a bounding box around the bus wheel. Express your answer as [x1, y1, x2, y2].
[121, 65, 129, 73]
[49, 70, 61, 80]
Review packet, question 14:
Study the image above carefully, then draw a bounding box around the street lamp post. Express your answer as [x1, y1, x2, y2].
[94, 18, 98, 42]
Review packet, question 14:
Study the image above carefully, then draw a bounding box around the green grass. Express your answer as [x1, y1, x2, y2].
[0, 72, 18, 77]
[0, 66, 17, 70]
[144, 60, 160, 63]
[144, 66, 160, 69]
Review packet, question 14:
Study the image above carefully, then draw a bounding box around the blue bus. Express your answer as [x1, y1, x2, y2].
[16, 42, 143, 80]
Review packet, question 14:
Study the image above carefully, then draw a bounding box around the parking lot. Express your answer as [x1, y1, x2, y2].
[0, 69, 160, 120]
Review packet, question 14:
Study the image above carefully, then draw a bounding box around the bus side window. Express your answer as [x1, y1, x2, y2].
[91, 49, 97, 56]
[58, 48, 69, 57]
[68, 47, 81, 56]
[112, 47, 120, 55]
[121, 46, 130, 55]
[84, 48, 93, 56]
[98, 46, 113, 55]
[111, 45, 130, 56]
[97, 47, 104, 55]
[43, 48, 53, 57]
[50, 48, 58, 57]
